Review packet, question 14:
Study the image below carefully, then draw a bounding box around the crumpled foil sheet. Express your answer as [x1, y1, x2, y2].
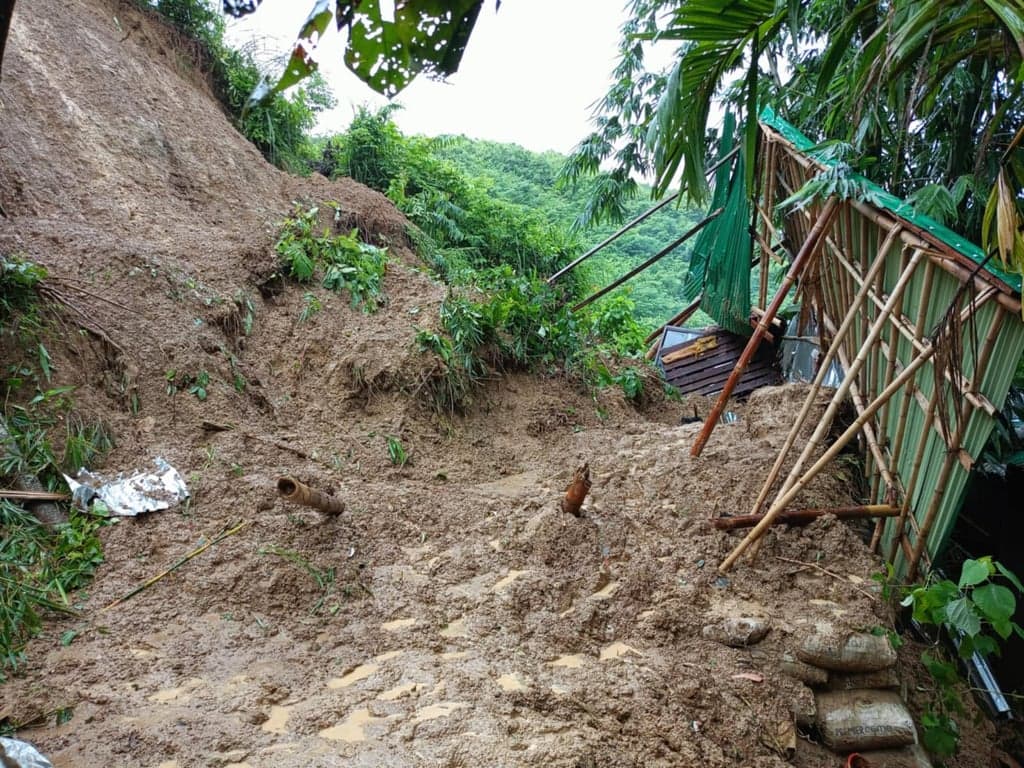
[0, 737, 54, 768]
[63, 457, 190, 517]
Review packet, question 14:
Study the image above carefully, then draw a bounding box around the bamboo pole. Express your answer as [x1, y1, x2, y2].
[872, 243, 911, 513]
[834, 344, 899, 511]
[887, 385, 941, 563]
[830, 248, 998, 416]
[905, 307, 1005, 578]
[549, 144, 741, 284]
[759, 139, 777, 310]
[761, 246, 921, 507]
[103, 520, 249, 611]
[720, 340, 936, 572]
[277, 476, 346, 516]
[572, 208, 724, 312]
[691, 197, 841, 458]
[906, 411, 973, 581]
[748, 229, 907, 514]
[0, 490, 68, 501]
[711, 504, 899, 531]
[888, 260, 936, 474]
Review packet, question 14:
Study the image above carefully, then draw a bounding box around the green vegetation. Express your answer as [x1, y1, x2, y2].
[304, 107, 665, 413]
[275, 204, 389, 313]
[385, 436, 409, 467]
[898, 557, 1024, 757]
[1, 256, 112, 678]
[146, 0, 334, 173]
[319, 108, 705, 329]
[431, 136, 706, 330]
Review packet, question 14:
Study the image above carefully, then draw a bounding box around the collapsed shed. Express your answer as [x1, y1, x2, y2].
[555, 106, 1023, 579]
[710, 109, 1024, 577]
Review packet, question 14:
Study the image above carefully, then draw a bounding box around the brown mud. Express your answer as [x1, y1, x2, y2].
[0, 0, 1007, 765]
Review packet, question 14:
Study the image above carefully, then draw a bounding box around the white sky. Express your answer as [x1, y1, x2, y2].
[225, 0, 661, 155]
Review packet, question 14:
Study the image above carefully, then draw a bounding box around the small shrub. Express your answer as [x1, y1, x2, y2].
[900, 557, 1024, 757]
[276, 206, 388, 313]
[386, 436, 409, 467]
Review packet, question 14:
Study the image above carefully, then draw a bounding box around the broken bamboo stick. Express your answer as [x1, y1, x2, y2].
[691, 196, 841, 457]
[573, 208, 724, 313]
[103, 519, 249, 611]
[276, 476, 346, 516]
[711, 504, 899, 531]
[561, 463, 591, 517]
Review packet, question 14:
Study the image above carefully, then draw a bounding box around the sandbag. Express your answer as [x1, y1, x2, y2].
[815, 690, 916, 751]
[780, 651, 829, 686]
[828, 667, 901, 691]
[798, 631, 897, 672]
[854, 745, 933, 768]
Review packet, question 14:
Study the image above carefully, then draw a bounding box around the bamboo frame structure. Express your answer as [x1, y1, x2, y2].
[715, 117, 1024, 576]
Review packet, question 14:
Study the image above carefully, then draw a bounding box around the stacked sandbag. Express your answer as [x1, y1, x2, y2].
[780, 626, 932, 767]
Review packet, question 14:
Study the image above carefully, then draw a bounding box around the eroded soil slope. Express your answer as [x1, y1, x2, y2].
[0, 0, 1003, 766]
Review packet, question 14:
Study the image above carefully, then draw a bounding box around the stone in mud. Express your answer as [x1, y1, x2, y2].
[815, 689, 916, 751]
[797, 630, 897, 672]
[701, 617, 770, 647]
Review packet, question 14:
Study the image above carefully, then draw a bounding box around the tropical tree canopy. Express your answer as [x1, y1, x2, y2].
[218, 0, 1022, 276]
[564, 0, 1024, 273]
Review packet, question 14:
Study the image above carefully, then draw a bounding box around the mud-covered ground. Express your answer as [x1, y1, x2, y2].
[0, 0, 1008, 765]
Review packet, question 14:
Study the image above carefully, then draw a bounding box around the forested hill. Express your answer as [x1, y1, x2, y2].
[433, 137, 703, 330]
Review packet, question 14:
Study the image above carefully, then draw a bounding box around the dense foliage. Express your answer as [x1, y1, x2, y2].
[147, 0, 334, 173]
[318, 106, 706, 332]
[0, 257, 112, 679]
[309, 107, 669, 411]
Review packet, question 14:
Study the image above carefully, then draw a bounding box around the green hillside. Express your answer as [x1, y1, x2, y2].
[433, 137, 704, 331]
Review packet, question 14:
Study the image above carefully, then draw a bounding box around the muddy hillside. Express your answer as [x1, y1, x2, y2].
[0, 0, 1007, 766]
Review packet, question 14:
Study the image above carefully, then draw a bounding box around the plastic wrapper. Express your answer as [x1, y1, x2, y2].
[63, 457, 189, 516]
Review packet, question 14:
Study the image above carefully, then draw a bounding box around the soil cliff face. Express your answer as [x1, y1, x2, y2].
[0, 2, 1000, 766]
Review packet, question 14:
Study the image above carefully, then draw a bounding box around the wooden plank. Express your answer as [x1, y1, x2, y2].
[661, 335, 721, 365]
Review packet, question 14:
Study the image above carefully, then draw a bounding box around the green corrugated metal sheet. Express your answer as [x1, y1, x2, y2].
[759, 110, 1024, 576]
[760, 106, 1022, 294]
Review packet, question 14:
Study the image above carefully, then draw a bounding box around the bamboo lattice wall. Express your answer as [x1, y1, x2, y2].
[729, 111, 1024, 578]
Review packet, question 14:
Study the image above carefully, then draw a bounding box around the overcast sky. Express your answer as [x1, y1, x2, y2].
[225, 1, 652, 155]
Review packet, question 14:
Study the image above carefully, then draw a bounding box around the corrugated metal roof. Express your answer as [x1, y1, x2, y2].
[759, 106, 1022, 295]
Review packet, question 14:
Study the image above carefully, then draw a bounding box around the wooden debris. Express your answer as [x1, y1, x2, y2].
[711, 504, 899, 531]
[560, 463, 591, 517]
